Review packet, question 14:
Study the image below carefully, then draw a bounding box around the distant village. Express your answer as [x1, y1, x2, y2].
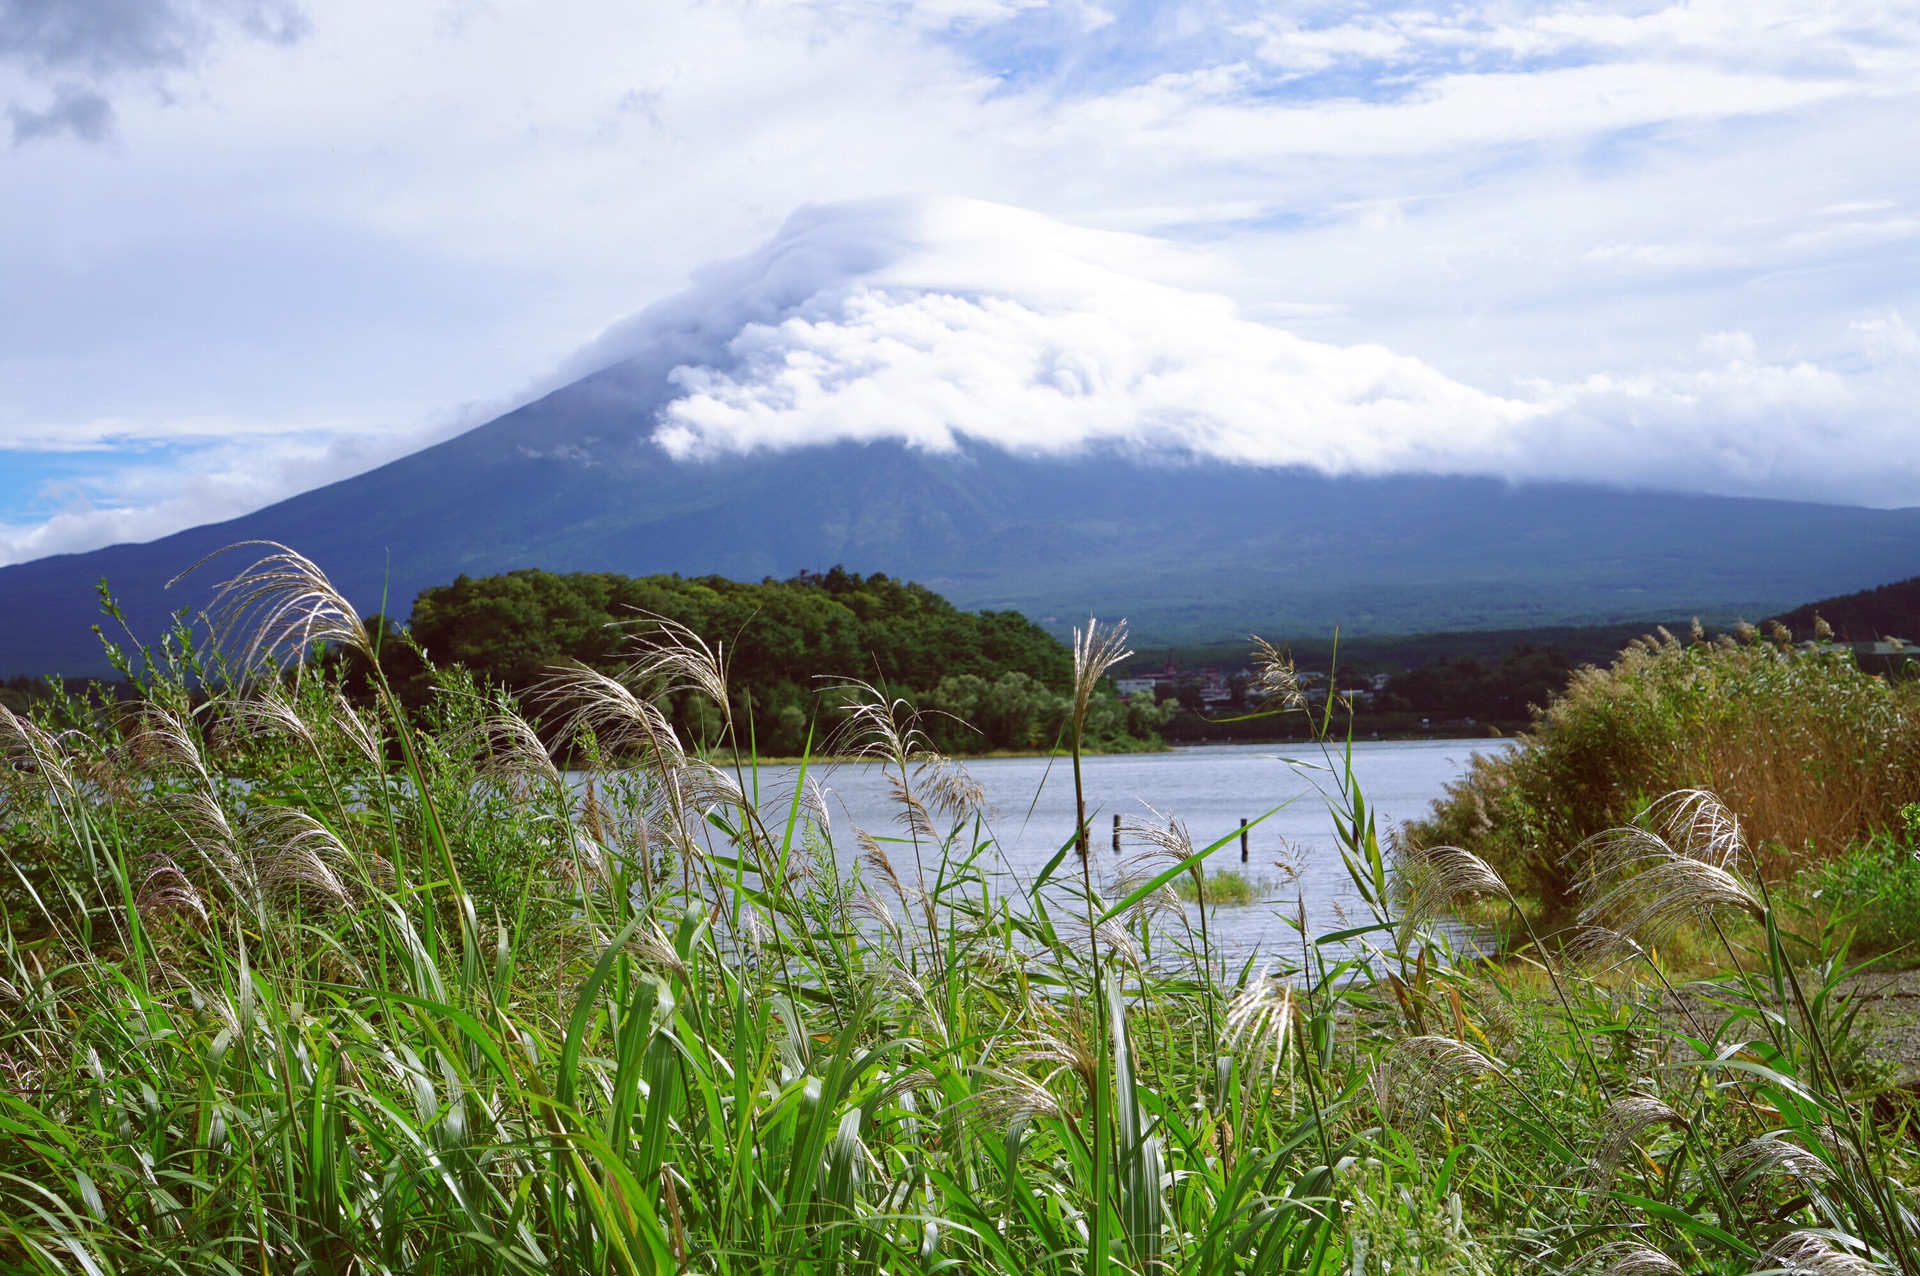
[1113, 657, 1392, 714]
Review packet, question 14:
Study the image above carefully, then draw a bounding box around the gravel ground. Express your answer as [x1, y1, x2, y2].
[1844, 968, 1920, 1086]
[1610, 966, 1920, 1091]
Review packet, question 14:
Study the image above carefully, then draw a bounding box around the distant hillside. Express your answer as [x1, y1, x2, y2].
[3, 338, 1919, 678]
[1772, 576, 1920, 643]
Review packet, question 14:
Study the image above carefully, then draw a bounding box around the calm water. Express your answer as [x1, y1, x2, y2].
[744, 739, 1505, 963]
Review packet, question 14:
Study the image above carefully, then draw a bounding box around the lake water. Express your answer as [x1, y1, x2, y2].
[745, 739, 1507, 965]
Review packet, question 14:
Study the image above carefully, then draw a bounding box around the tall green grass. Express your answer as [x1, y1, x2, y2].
[1, 545, 1916, 1274]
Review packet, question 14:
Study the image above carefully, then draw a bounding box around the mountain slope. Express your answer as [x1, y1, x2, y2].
[5, 350, 1919, 677]
[1773, 576, 1920, 642]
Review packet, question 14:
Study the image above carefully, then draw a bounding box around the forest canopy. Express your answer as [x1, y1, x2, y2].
[404, 566, 1170, 756]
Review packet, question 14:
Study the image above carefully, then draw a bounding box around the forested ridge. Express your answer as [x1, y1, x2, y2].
[403, 566, 1170, 755]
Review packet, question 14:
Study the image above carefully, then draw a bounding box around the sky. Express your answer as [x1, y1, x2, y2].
[1, 0, 1916, 565]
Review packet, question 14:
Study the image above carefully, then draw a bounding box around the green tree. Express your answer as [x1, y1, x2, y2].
[405, 566, 1155, 755]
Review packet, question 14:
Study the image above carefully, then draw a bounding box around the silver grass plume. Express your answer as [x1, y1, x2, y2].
[1069, 616, 1129, 867]
[132, 847, 209, 926]
[330, 690, 385, 769]
[1118, 810, 1207, 919]
[1071, 618, 1132, 735]
[1577, 1242, 1683, 1276]
[1011, 1009, 1100, 1092]
[1106, 863, 1185, 925]
[1395, 843, 1512, 947]
[130, 705, 210, 781]
[876, 959, 942, 1025]
[538, 663, 687, 775]
[1250, 636, 1305, 709]
[248, 806, 358, 909]
[450, 709, 560, 789]
[173, 789, 245, 879]
[824, 680, 933, 764]
[1763, 1232, 1883, 1276]
[1591, 1095, 1686, 1189]
[854, 828, 912, 905]
[0, 704, 75, 800]
[1718, 1133, 1836, 1189]
[739, 904, 769, 955]
[851, 884, 904, 944]
[1574, 793, 1764, 951]
[1808, 1124, 1870, 1173]
[914, 755, 985, 825]
[800, 772, 832, 837]
[610, 770, 710, 872]
[875, 1067, 935, 1111]
[886, 770, 937, 839]
[966, 1068, 1066, 1131]
[1225, 975, 1294, 1086]
[1121, 807, 1195, 865]
[1565, 925, 1650, 973]
[1055, 910, 1145, 973]
[216, 687, 317, 755]
[610, 916, 689, 984]
[557, 827, 610, 892]
[613, 612, 733, 732]
[1372, 1035, 1504, 1125]
[1647, 789, 1747, 871]
[678, 760, 745, 809]
[177, 541, 370, 675]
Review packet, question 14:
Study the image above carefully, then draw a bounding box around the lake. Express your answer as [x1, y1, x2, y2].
[742, 738, 1507, 964]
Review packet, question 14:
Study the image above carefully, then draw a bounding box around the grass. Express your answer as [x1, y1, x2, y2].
[2, 543, 1919, 1275]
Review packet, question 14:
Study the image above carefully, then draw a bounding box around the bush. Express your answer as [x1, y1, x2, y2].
[1404, 626, 1920, 911]
[1172, 867, 1261, 906]
[1803, 810, 1920, 958]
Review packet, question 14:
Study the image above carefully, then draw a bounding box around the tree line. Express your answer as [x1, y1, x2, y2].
[385, 566, 1170, 756]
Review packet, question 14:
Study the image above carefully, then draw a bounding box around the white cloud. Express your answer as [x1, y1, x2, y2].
[645, 200, 1532, 469]
[624, 198, 1920, 507]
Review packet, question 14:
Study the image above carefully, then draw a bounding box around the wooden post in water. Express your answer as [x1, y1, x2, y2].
[1240, 818, 1249, 862]
[1112, 813, 1121, 853]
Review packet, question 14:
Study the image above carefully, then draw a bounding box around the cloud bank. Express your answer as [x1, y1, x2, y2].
[1, 0, 307, 144]
[0, 0, 306, 74]
[611, 198, 1920, 505]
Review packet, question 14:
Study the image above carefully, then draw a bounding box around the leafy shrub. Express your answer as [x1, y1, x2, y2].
[1404, 626, 1920, 911]
[1804, 830, 1920, 958]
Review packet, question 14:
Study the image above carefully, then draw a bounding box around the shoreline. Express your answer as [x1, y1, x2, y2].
[693, 734, 1506, 766]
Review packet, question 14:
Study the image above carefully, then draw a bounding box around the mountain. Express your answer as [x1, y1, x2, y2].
[4, 343, 1919, 678]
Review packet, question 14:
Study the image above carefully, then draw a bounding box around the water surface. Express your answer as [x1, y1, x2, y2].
[749, 739, 1505, 963]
